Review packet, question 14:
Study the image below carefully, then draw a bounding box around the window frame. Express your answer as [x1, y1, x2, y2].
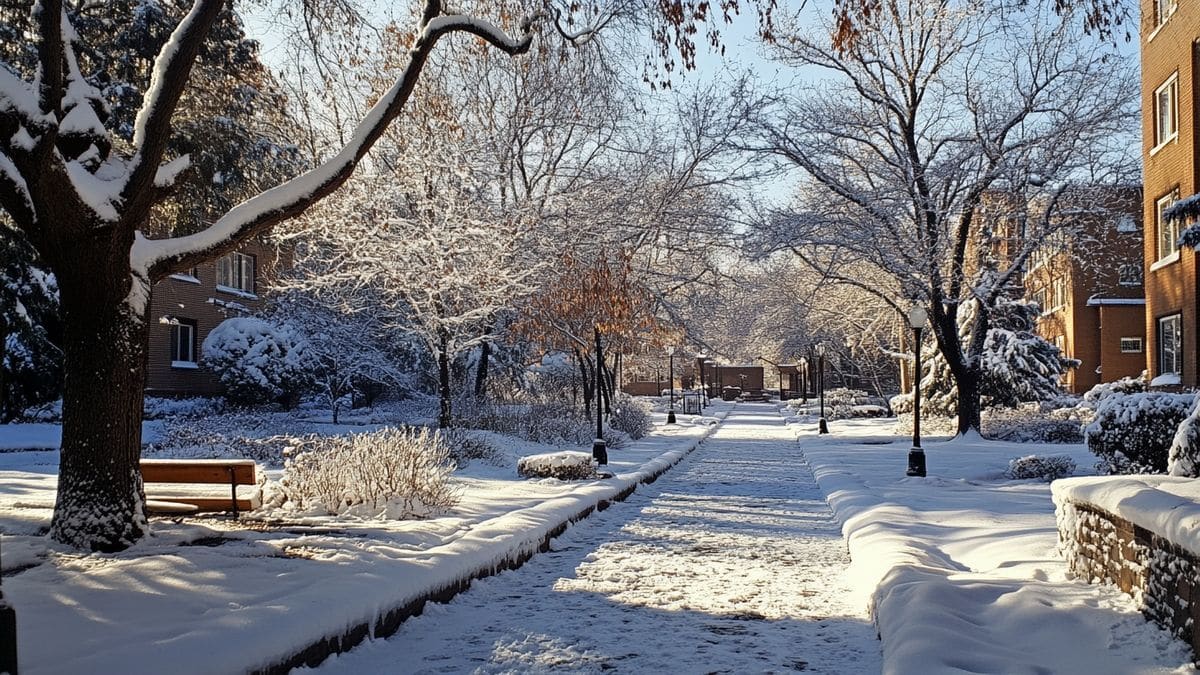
[217, 252, 257, 296]
[1159, 313, 1183, 376]
[1117, 263, 1143, 286]
[1154, 74, 1179, 152]
[1120, 337, 1144, 353]
[1155, 0, 1177, 28]
[169, 318, 198, 368]
[1156, 189, 1182, 263]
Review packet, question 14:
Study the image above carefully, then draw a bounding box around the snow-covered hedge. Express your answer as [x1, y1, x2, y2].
[1085, 392, 1195, 474]
[609, 396, 653, 439]
[202, 317, 311, 406]
[273, 427, 459, 518]
[983, 405, 1084, 444]
[516, 451, 597, 480]
[1081, 372, 1148, 407]
[1167, 394, 1200, 476]
[1004, 454, 1076, 481]
[439, 427, 502, 468]
[459, 401, 629, 449]
[144, 413, 312, 465]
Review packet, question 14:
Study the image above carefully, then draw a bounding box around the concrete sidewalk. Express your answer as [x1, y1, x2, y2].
[311, 403, 883, 673]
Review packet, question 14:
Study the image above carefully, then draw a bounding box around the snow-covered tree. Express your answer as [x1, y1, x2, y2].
[753, 0, 1138, 434]
[201, 317, 311, 406]
[905, 297, 1078, 416]
[267, 290, 412, 423]
[0, 231, 61, 421]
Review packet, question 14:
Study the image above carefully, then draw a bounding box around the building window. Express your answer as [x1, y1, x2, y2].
[169, 319, 198, 368]
[1157, 189, 1181, 262]
[1155, 0, 1177, 27]
[1120, 337, 1143, 353]
[1159, 314, 1183, 375]
[1033, 287, 1049, 314]
[1155, 74, 1179, 149]
[217, 252, 256, 294]
[1118, 263, 1142, 286]
[1054, 335, 1068, 358]
[1051, 278, 1068, 309]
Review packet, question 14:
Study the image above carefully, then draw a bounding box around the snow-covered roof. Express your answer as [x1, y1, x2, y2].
[1084, 297, 1145, 306]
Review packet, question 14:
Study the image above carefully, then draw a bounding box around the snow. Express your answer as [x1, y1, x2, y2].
[1, 403, 1196, 673]
[0, 403, 729, 673]
[1152, 372, 1183, 387]
[1053, 476, 1200, 558]
[153, 154, 190, 187]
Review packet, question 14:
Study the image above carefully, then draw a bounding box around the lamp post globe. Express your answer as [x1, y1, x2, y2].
[906, 305, 928, 477]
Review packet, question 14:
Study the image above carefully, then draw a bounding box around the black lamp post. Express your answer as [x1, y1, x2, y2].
[696, 354, 708, 408]
[592, 326, 607, 465]
[907, 306, 928, 477]
[667, 346, 677, 424]
[817, 344, 829, 434]
[0, 527, 16, 674]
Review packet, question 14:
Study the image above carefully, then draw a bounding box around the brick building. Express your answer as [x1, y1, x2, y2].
[1023, 187, 1147, 393]
[145, 240, 285, 396]
[1142, 0, 1200, 387]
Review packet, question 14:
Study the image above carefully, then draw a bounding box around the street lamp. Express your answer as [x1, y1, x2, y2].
[817, 344, 829, 434]
[696, 354, 708, 408]
[907, 305, 928, 477]
[667, 346, 677, 424]
[843, 336, 855, 390]
[758, 355, 784, 401]
[593, 326, 607, 465]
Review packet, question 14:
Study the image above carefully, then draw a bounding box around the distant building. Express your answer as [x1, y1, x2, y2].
[145, 240, 285, 397]
[1022, 187, 1146, 393]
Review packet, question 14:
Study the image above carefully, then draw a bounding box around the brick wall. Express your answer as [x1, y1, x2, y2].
[1142, 0, 1200, 387]
[145, 241, 284, 397]
[1058, 499, 1200, 656]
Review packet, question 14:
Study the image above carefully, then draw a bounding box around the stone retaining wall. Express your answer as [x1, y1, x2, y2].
[1058, 499, 1200, 656]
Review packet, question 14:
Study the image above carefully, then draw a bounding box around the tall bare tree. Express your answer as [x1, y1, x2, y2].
[753, 0, 1138, 433]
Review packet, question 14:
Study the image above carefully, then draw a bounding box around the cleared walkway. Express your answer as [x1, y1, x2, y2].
[313, 403, 882, 674]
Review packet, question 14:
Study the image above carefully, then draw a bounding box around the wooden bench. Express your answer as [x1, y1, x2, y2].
[141, 459, 259, 517]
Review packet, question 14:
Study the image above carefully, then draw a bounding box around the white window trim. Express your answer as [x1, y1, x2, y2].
[1151, 74, 1180, 154]
[171, 360, 200, 370]
[1150, 250, 1180, 272]
[1120, 337, 1143, 353]
[215, 284, 258, 300]
[1148, 0, 1177, 40]
[169, 273, 201, 284]
[1159, 314, 1183, 375]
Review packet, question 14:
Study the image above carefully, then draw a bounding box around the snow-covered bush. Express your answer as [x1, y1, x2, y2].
[143, 396, 226, 420]
[459, 401, 629, 449]
[276, 427, 459, 518]
[439, 427, 503, 468]
[202, 317, 312, 406]
[144, 412, 306, 465]
[1004, 454, 1076, 481]
[1167, 394, 1200, 476]
[609, 396, 652, 439]
[1085, 392, 1195, 474]
[516, 451, 597, 480]
[1080, 372, 1148, 407]
[982, 406, 1083, 444]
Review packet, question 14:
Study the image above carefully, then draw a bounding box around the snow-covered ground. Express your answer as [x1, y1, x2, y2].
[794, 414, 1197, 674]
[0, 403, 728, 674]
[2, 402, 1199, 673]
[307, 404, 882, 673]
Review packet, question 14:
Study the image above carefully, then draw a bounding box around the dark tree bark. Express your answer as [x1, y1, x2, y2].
[437, 329, 452, 429]
[474, 337, 491, 398]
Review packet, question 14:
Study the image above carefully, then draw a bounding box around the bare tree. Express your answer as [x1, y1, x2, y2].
[753, 0, 1138, 434]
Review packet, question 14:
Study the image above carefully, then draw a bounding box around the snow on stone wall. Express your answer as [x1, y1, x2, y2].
[1055, 477, 1200, 656]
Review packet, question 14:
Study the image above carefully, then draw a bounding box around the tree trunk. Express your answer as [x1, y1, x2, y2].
[0, 309, 10, 424]
[474, 339, 491, 398]
[575, 348, 593, 420]
[955, 369, 982, 435]
[49, 275, 150, 551]
[438, 330, 452, 429]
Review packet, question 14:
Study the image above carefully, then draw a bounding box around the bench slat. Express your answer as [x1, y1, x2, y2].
[140, 460, 256, 485]
[146, 497, 254, 513]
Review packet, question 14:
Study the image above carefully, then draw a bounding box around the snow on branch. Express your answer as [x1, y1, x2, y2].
[123, 0, 225, 207]
[130, 7, 542, 282]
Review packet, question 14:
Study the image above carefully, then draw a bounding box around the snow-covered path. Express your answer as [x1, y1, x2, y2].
[310, 403, 882, 674]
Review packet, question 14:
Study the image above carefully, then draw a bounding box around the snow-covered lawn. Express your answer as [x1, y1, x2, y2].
[793, 414, 1197, 674]
[0, 402, 729, 674]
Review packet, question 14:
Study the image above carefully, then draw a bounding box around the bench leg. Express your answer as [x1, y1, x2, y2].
[229, 467, 239, 519]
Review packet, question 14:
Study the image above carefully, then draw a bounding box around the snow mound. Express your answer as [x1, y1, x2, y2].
[516, 451, 597, 481]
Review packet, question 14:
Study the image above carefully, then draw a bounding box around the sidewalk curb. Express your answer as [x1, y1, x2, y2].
[253, 408, 731, 674]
